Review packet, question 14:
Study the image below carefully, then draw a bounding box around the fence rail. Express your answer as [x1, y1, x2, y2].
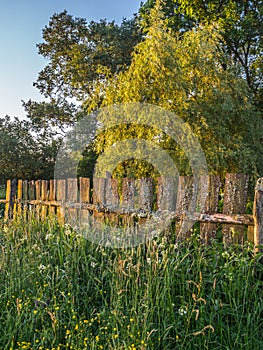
[1, 174, 263, 249]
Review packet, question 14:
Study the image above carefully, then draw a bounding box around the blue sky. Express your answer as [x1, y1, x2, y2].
[0, 0, 144, 119]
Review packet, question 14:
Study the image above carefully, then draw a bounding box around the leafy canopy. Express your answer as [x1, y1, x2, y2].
[92, 5, 263, 177]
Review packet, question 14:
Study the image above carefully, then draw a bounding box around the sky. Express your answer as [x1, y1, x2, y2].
[0, 0, 144, 120]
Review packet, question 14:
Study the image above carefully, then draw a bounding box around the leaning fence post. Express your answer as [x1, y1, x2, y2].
[253, 178, 263, 252]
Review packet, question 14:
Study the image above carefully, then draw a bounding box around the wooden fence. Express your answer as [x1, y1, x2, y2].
[1, 173, 263, 248]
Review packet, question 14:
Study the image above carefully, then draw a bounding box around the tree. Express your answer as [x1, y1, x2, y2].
[0, 117, 60, 184]
[92, 6, 263, 178]
[25, 11, 142, 128]
[139, 0, 263, 108]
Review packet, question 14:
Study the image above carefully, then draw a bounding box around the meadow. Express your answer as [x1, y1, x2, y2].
[0, 216, 263, 349]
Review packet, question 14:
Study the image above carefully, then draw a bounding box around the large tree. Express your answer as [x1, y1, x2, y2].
[139, 0, 263, 108]
[21, 2, 263, 180]
[91, 6, 263, 178]
[24, 11, 142, 128]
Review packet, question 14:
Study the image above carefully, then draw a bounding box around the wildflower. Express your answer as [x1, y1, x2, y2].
[66, 330, 71, 335]
[65, 227, 71, 236]
[38, 264, 46, 273]
[178, 306, 187, 316]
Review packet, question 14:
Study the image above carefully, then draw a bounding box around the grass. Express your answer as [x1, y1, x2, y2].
[0, 216, 263, 349]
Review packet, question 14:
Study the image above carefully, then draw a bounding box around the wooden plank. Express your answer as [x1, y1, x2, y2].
[157, 177, 177, 212]
[105, 178, 119, 209]
[93, 178, 106, 205]
[6, 179, 17, 220]
[104, 178, 120, 226]
[136, 178, 153, 211]
[16, 180, 23, 217]
[4, 180, 11, 220]
[175, 176, 195, 238]
[41, 180, 48, 220]
[49, 179, 56, 215]
[28, 181, 35, 200]
[199, 175, 221, 243]
[22, 180, 28, 219]
[79, 177, 90, 203]
[35, 180, 42, 219]
[22, 180, 28, 200]
[79, 177, 90, 226]
[122, 178, 135, 209]
[198, 213, 253, 226]
[253, 178, 263, 252]
[67, 178, 78, 226]
[56, 179, 66, 224]
[121, 178, 135, 226]
[222, 173, 249, 244]
[28, 181, 36, 220]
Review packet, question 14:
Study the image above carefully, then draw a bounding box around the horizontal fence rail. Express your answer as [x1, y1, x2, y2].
[1, 174, 263, 249]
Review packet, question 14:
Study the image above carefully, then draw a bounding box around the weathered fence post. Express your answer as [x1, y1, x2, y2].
[122, 178, 135, 226]
[222, 174, 249, 244]
[136, 178, 153, 212]
[175, 176, 195, 238]
[67, 178, 78, 226]
[41, 180, 48, 220]
[28, 181, 36, 220]
[253, 178, 263, 252]
[79, 177, 90, 225]
[16, 180, 23, 217]
[35, 180, 42, 219]
[22, 180, 28, 219]
[105, 178, 120, 225]
[4, 179, 17, 220]
[49, 180, 56, 215]
[56, 179, 66, 224]
[93, 178, 107, 223]
[157, 177, 177, 212]
[199, 175, 221, 244]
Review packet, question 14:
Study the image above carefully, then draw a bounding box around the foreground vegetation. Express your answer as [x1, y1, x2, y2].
[0, 216, 263, 349]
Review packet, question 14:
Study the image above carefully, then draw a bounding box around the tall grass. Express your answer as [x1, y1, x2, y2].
[0, 216, 263, 349]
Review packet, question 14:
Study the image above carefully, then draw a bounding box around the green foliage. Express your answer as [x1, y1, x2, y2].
[0, 116, 60, 183]
[92, 9, 263, 177]
[77, 144, 98, 180]
[34, 11, 142, 102]
[19, 2, 263, 182]
[23, 11, 142, 135]
[139, 0, 263, 109]
[0, 216, 263, 349]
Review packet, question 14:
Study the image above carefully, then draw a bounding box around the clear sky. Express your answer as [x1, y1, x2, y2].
[0, 0, 144, 119]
